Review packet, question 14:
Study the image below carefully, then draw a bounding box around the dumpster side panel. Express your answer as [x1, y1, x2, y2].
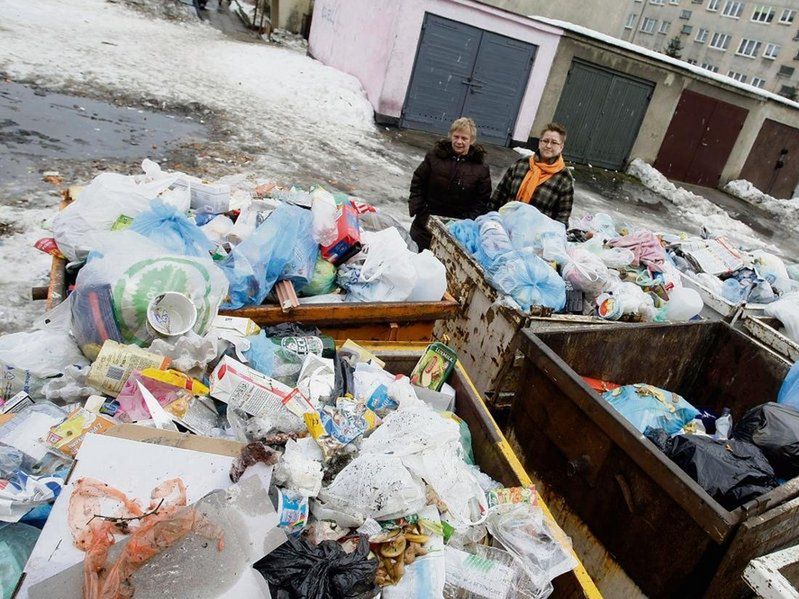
[743, 316, 799, 363]
[709, 495, 799, 599]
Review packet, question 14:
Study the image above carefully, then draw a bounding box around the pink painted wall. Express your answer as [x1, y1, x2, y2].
[309, 0, 563, 142]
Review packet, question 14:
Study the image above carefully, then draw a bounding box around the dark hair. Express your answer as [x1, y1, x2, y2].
[541, 122, 567, 141]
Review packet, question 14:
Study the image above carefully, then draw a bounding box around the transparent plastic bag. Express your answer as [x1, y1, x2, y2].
[309, 186, 338, 246]
[343, 228, 417, 302]
[475, 213, 513, 269]
[486, 503, 577, 594]
[444, 544, 547, 599]
[499, 202, 566, 256]
[561, 248, 609, 298]
[130, 201, 214, 258]
[280, 206, 319, 288]
[489, 249, 566, 312]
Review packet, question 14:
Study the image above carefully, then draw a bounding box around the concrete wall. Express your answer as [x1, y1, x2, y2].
[309, 0, 563, 142]
[532, 34, 799, 183]
[276, 0, 312, 33]
[478, 0, 626, 37]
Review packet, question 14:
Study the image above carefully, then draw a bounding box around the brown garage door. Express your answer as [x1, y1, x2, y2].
[654, 90, 748, 187]
[740, 119, 799, 199]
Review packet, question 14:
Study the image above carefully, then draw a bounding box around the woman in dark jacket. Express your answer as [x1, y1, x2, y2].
[408, 117, 492, 250]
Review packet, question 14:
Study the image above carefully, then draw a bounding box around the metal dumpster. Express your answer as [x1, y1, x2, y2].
[743, 315, 799, 363]
[41, 189, 458, 342]
[428, 216, 627, 404]
[504, 322, 799, 598]
[363, 343, 603, 598]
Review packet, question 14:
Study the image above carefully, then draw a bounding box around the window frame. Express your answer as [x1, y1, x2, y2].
[779, 9, 796, 24]
[709, 32, 731, 49]
[641, 16, 659, 33]
[625, 13, 638, 29]
[727, 70, 747, 82]
[650, 0, 665, 5]
[659, 20, 672, 33]
[751, 76, 766, 87]
[707, 0, 721, 11]
[751, 5, 776, 23]
[681, 23, 694, 33]
[763, 43, 781, 59]
[721, 0, 744, 18]
[695, 27, 709, 42]
[737, 38, 763, 57]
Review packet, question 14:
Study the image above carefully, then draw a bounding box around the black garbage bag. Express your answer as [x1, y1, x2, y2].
[651, 432, 777, 510]
[734, 402, 799, 478]
[254, 534, 377, 599]
[262, 322, 322, 338]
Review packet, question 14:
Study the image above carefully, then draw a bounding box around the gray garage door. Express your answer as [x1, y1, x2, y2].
[400, 13, 536, 146]
[553, 60, 654, 170]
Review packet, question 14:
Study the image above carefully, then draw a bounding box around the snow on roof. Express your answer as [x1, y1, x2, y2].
[529, 16, 799, 111]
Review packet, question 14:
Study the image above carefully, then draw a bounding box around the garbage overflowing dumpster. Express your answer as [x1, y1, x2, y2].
[504, 321, 799, 598]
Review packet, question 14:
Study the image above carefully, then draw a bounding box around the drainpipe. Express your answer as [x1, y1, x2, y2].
[630, 2, 649, 44]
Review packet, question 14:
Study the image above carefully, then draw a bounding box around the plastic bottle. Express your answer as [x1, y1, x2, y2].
[714, 408, 732, 440]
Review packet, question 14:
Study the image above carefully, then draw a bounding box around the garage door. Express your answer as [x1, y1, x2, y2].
[400, 13, 537, 146]
[740, 119, 799, 199]
[654, 89, 748, 187]
[552, 60, 654, 170]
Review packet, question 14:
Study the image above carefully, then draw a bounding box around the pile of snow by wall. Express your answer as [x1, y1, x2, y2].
[724, 180, 799, 233]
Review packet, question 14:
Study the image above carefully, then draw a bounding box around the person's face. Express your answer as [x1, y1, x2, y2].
[450, 129, 472, 156]
[538, 130, 565, 162]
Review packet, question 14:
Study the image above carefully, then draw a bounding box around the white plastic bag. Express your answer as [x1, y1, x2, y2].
[200, 215, 235, 244]
[273, 438, 324, 497]
[317, 453, 427, 523]
[752, 250, 790, 281]
[765, 295, 799, 343]
[408, 250, 447, 302]
[361, 404, 460, 456]
[53, 166, 184, 261]
[0, 328, 88, 379]
[310, 186, 338, 246]
[345, 228, 418, 302]
[561, 248, 609, 298]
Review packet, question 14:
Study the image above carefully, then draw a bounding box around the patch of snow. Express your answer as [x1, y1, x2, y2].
[513, 147, 534, 157]
[268, 28, 309, 53]
[724, 179, 799, 233]
[626, 159, 780, 253]
[530, 16, 799, 111]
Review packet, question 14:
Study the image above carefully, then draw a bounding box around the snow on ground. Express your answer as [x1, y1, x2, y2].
[627, 159, 780, 252]
[723, 179, 799, 233]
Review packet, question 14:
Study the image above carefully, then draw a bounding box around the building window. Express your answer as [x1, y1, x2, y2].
[722, 1, 744, 18]
[778, 65, 795, 77]
[701, 62, 720, 72]
[709, 32, 731, 49]
[641, 17, 658, 33]
[707, 0, 721, 11]
[751, 5, 776, 23]
[680, 9, 693, 18]
[764, 43, 781, 59]
[687, 58, 699, 64]
[779, 85, 797, 99]
[728, 70, 748, 82]
[737, 38, 763, 56]
[650, 0, 665, 4]
[625, 13, 637, 28]
[659, 20, 672, 33]
[695, 27, 709, 42]
[780, 9, 797, 24]
[692, 0, 702, 3]
[670, 0, 681, 4]
[682, 24, 694, 33]
[751, 76, 767, 87]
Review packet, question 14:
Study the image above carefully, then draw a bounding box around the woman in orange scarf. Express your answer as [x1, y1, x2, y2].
[490, 123, 574, 225]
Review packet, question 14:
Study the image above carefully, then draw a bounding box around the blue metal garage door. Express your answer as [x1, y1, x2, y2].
[553, 60, 654, 170]
[400, 13, 537, 146]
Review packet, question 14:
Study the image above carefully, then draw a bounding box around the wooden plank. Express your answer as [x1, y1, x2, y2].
[711, 496, 799, 599]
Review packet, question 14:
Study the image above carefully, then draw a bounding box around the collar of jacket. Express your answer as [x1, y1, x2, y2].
[434, 139, 486, 163]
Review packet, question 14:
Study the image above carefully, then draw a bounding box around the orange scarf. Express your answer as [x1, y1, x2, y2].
[515, 155, 566, 203]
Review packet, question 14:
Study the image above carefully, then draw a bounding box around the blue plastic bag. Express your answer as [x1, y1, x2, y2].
[603, 384, 700, 435]
[488, 248, 566, 311]
[778, 360, 799, 409]
[475, 212, 513, 269]
[498, 201, 566, 254]
[130, 200, 214, 258]
[280, 207, 319, 288]
[219, 203, 304, 309]
[448, 220, 480, 256]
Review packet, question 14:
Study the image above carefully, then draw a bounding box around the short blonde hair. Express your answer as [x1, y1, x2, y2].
[449, 117, 477, 142]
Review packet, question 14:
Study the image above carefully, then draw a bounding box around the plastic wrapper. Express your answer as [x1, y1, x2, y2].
[486, 503, 577, 593]
[561, 247, 610, 298]
[244, 332, 333, 386]
[115, 371, 196, 423]
[602, 384, 699, 435]
[734, 402, 799, 479]
[765, 295, 799, 343]
[70, 283, 124, 361]
[147, 331, 223, 375]
[130, 200, 214, 258]
[304, 398, 380, 461]
[488, 249, 566, 312]
[280, 205, 319, 288]
[650, 432, 777, 510]
[254, 534, 377, 599]
[321, 200, 362, 265]
[0, 403, 68, 463]
[296, 354, 336, 405]
[317, 453, 427, 522]
[273, 438, 324, 498]
[86, 340, 170, 397]
[0, 443, 68, 523]
[309, 186, 339, 246]
[475, 212, 513, 269]
[361, 404, 461, 456]
[444, 544, 547, 599]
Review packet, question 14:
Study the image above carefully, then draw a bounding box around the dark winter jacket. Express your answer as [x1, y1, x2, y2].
[408, 140, 491, 249]
[490, 155, 575, 225]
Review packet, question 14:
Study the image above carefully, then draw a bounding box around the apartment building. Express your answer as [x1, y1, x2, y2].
[620, 0, 799, 97]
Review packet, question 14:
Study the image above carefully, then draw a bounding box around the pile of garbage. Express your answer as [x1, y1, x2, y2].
[44, 160, 447, 314]
[584, 365, 799, 511]
[666, 237, 799, 342]
[1, 319, 576, 597]
[449, 203, 705, 322]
